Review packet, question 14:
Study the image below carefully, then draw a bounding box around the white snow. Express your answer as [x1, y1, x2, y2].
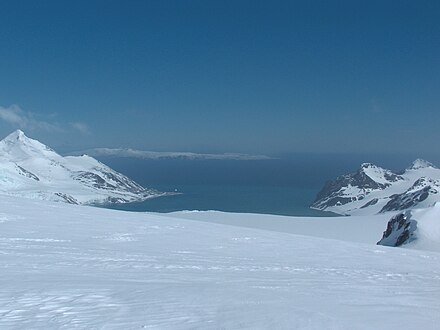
[361, 163, 397, 185]
[1, 195, 439, 329]
[315, 161, 440, 216]
[166, 210, 392, 244]
[0, 130, 439, 328]
[409, 159, 436, 170]
[406, 203, 440, 251]
[0, 130, 162, 204]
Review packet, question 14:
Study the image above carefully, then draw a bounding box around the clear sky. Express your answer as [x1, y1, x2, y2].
[0, 0, 438, 156]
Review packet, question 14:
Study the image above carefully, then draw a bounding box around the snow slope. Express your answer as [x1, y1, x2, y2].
[0, 130, 164, 204]
[410, 203, 440, 251]
[311, 160, 440, 215]
[166, 210, 391, 244]
[0, 195, 439, 329]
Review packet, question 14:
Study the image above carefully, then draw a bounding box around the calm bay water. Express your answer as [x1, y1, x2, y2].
[97, 154, 419, 216]
[104, 184, 331, 216]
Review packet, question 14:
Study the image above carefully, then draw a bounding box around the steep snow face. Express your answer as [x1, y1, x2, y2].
[406, 203, 440, 251]
[311, 160, 440, 215]
[1, 195, 440, 329]
[0, 130, 163, 204]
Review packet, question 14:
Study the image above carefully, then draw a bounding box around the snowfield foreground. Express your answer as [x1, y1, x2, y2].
[1, 196, 440, 329]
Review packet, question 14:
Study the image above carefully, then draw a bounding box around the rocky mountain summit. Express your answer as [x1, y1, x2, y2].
[0, 130, 164, 204]
[311, 159, 440, 215]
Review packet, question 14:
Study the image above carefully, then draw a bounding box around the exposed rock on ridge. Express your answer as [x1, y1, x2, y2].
[312, 160, 440, 215]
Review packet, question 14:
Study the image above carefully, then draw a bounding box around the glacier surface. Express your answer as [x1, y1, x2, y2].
[0, 195, 439, 329]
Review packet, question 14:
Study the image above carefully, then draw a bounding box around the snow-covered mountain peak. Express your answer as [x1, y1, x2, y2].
[407, 158, 436, 170]
[6, 129, 26, 140]
[358, 162, 402, 185]
[0, 130, 164, 204]
[3, 129, 38, 146]
[360, 162, 377, 169]
[0, 129, 57, 161]
[359, 162, 382, 176]
[312, 160, 440, 215]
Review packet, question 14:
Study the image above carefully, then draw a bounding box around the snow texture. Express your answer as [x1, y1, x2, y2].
[0, 195, 439, 329]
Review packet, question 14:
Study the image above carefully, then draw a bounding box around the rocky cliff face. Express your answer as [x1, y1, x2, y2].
[377, 211, 417, 247]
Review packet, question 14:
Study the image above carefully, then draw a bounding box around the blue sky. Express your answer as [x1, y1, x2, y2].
[0, 0, 438, 156]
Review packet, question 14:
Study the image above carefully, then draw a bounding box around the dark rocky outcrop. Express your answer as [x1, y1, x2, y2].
[74, 172, 117, 190]
[360, 198, 378, 209]
[54, 193, 79, 205]
[377, 211, 417, 247]
[16, 165, 40, 181]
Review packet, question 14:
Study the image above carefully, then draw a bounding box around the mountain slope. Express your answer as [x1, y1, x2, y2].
[311, 160, 440, 215]
[0, 130, 163, 204]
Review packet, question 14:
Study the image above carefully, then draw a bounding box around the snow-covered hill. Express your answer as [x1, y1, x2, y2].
[311, 159, 440, 215]
[0, 195, 439, 329]
[0, 130, 164, 204]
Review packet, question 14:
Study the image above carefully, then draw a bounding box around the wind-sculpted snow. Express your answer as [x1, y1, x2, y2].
[312, 159, 440, 215]
[0, 130, 165, 204]
[0, 195, 439, 329]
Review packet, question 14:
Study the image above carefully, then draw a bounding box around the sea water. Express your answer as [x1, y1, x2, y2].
[98, 154, 416, 216]
[104, 184, 331, 216]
